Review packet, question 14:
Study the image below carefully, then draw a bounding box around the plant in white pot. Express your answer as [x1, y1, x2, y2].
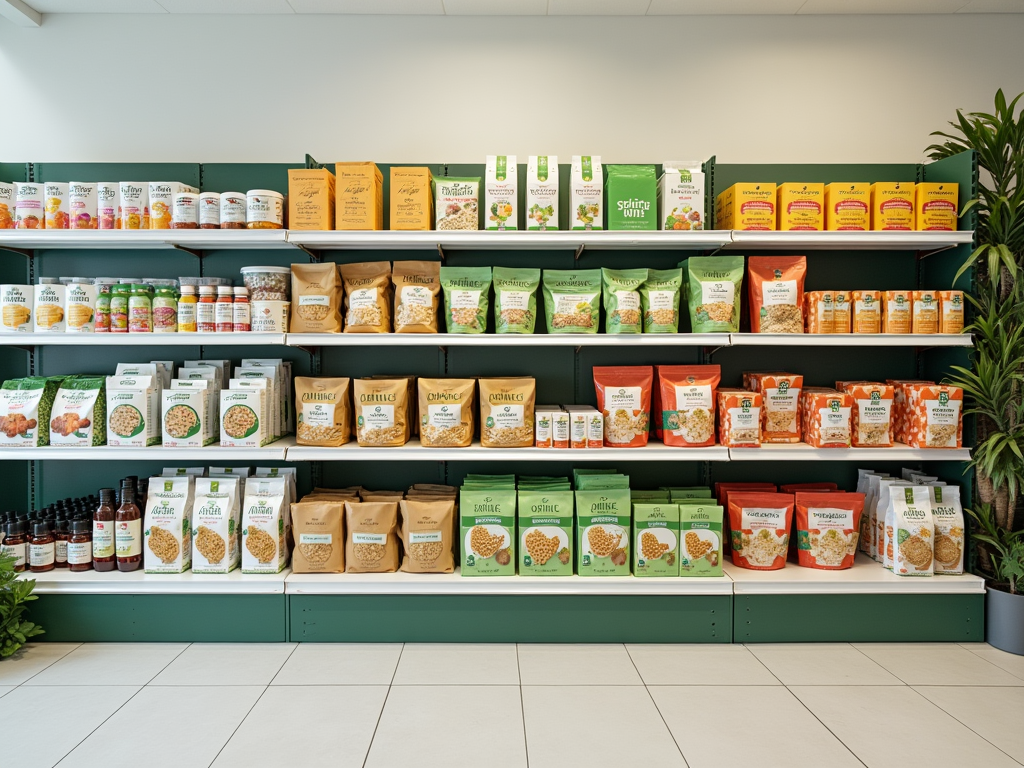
[929, 89, 1024, 653]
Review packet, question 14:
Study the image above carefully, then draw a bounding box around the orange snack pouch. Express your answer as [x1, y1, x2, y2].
[883, 290, 912, 334]
[747, 256, 806, 334]
[728, 492, 794, 570]
[657, 365, 721, 447]
[852, 290, 881, 334]
[804, 291, 834, 334]
[845, 382, 894, 447]
[593, 366, 653, 448]
[795, 492, 864, 570]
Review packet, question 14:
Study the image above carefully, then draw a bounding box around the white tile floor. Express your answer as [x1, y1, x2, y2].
[2, 641, 1024, 768]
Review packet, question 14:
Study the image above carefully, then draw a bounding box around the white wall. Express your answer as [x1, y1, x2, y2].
[2, 11, 1023, 165]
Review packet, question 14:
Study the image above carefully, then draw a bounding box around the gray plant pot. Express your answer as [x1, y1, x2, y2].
[987, 586, 1024, 655]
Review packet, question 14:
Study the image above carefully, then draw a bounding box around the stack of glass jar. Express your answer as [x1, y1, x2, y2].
[94, 277, 251, 334]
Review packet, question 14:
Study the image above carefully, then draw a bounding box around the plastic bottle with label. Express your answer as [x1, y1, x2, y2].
[178, 285, 198, 332]
[93, 488, 117, 572]
[233, 286, 251, 332]
[215, 286, 234, 332]
[198, 286, 216, 332]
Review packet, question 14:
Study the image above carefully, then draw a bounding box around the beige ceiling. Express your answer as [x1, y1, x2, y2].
[13, 0, 1024, 14]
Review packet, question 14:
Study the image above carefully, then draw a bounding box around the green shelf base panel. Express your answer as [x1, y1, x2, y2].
[28, 594, 287, 642]
[290, 594, 731, 643]
[734, 593, 984, 643]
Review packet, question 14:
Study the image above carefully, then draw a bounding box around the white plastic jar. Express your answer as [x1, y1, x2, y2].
[220, 191, 247, 229]
[199, 192, 220, 229]
[246, 189, 284, 229]
[172, 192, 199, 229]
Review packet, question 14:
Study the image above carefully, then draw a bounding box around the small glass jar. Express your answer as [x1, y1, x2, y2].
[220, 192, 247, 229]
[1, 521, 26, 572]
[29, 522, 55, 573]
[199, 192, 220, 229]
[171, 192, 199, 229]
[110, 284, 130, 333]
[128, 284, 153, 333]
[54, 518, 69, 568]
[153, 286, 178, 332]
[67, 520, 93, 572]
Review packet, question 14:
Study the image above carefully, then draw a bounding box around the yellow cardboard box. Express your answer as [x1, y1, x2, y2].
[777, 183, 824, 231]
[715, 183, 776, 230]
[871, 182, 915, 230]
[915, 183, 958, 231]
[824, 182, 871, 231]
[389, 166, 433, 231]
[335, 162, 383, 231]
[288, 168, 335, 231]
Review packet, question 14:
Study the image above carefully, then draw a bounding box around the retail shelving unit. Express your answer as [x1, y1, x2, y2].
[6, 155, 980, 643]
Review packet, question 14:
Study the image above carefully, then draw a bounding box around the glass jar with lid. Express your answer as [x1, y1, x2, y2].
[110, 284, 130, 333]
[153, 286, 178, 332]
[94, 278, 118, 333]
[128, 284, 153, 333]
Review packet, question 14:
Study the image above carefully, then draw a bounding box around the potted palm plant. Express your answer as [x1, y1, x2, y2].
[929, 89, 1024, 653]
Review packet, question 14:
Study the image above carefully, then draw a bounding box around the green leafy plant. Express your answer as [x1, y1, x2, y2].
[967, 503, 1024, 593]
[0, 553, 44, 658]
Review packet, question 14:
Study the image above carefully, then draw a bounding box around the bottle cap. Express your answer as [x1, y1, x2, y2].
[70, 520, 91, 535]
[33, 521, 50, 537]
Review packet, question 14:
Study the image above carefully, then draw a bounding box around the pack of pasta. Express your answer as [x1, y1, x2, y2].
[191, 476, 241, 574]
[144, 475, 194, 574]
[241, 476, 289, 574]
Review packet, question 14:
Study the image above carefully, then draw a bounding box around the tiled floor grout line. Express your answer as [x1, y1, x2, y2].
[515, 645, 529, 768]
[961, 646, 1024, 684]
[847, 644, 913, 685]
[53, 685, 149, 767]
[360, 643, 405, 768]
[143, 641, 195, 684]
[13, 642, 83, 686]
[739, 644, 787, 686]
[906, 684, 1024, 767]
[784, 684, 869, 768]
[624, 644, 692, 767]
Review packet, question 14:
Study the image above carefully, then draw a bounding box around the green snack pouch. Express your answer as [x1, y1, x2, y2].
[518, 489, 574, 576]
[641, 268, 683, 333]
[683, 256, 744, 333]
[633, 504, 680, 576]
[679, 503, 723, 577]
[601, 268, 647, 334]
[441, 266, 491, 334]
[493, 267, 540, 334]
[606, 165, 658, 231]
[543, 269, 601, 334]
[460, 488, 516, 576]
[576, 489, 631, 576]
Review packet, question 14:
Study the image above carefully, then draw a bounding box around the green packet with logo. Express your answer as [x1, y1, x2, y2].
[493, 267, 540, 334]
[441, 266, 491, 334]
[543, 269, 601, 334]
[633, 503, 680, 577]
[602, 268, 648, 334]
[460, 488, 516, 576]
[679, 503, 723, 577]
[576, 489, 631, 576]
[518, 489, 573, 576]
[606, 165, 658, 231]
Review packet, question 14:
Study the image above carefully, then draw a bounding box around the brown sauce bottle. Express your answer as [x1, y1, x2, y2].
[116, 480, 142, 572]
[93, 488, 117, 572]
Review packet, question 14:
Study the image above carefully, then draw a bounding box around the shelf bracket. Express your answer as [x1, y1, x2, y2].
[705, 345, 727, 357]
[437, 244, 445, 262]
[918, 244, 955, 260]
[574, 244, 585, 261]
[0, 245, 33, 258]
[171, 243, 202, 258]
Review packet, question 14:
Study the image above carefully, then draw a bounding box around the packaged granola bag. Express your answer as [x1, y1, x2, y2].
[728, 492, 794, 571]
[433, 177, 481, 230]
[640, 268, 683, 333]
[192, 476, 241, 574]
[748, 256, 806, 333]
[518, 489, 574, 576]
[341, 261, 392, 333]
[601, 268, 647, 334]
[399, 498, 455, 573]
[593, 366, 653, 448]
[683, 256, 744, 333]
[290, 262, 342, 334]
[794, 492, 864, 570]
[543, 269, 601, 334]
[345, 500, 399, 573]
[656, 365, 721, 447]
[353, 378, 410, 447]
[418, 378, 475, 448]
[241, 477, 289, 574]
[393, 260, 440, 333]
[930, 484, 964, 575]
[802, 390, 852, 448]
[905, 384, 963, 449]
[493, 267, 539, 334]
[479, 377, 535, 448]
[143, 476, 194, 574]
[291, 500, 345, 573]
[295, 377, 351, 447]
[441, 266, 491, 334]
[892, 486, 934, 576]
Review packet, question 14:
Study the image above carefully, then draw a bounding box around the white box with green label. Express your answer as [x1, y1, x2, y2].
[518, 489, 573, 576]
[633, 503, 679, 577]
[460, 488, 516, 576]
[576, 489, 630, 576]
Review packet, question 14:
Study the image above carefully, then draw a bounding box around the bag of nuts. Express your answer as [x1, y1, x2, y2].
[394, 260, 441, 333]
[290, 262, 342, 333]
[353, 379, 410, 446]
[479, 377, 535, 448]
[399, 498, 455, 573]
[341, 261, 392, 333]
[345, 500, 399, 573]
[291, 500, 345, 573]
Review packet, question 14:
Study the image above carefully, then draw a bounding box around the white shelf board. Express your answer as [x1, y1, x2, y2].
[285, 569, 733, 596]
[729, 333, 971, 347]
[724, 555, 984, 595]
[0, 436, 295, 461]
[20, 568, 289, 595]
[286, 441, 730, 462]
[728, 442, 970, 461]
[0, 229, 292, 250]
[727, 230, 974, 251]
[287, 230, 731, 251]
[0, 331, 286, 346]
[286, 332, 729, 348]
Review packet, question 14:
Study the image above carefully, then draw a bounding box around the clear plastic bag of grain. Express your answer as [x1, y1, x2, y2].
[353, 379, 409, 446]
[478, 377, 535, 448]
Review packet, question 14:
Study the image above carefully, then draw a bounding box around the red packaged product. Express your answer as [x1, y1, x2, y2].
[728, 492, 795, 570]
[794, 492, 865, 570]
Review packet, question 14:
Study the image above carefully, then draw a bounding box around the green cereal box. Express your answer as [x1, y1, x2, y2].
[518, 490, 574, 576]
[633, 503, 680, 576]
[576, 489, 631, 576]
[679, 503, 724, 577]
[460, 488, 516, 576]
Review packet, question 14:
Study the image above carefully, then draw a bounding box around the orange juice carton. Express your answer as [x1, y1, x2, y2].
[715, 183, 776, 230]
[871, 182, 915, 230]
[915, 183, 958, 231]
[824, 183, 871, 230]
[777, 183, 824, 231]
